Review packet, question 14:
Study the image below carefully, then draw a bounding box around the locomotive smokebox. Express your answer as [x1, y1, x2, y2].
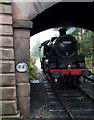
[54, 34, 78, 58]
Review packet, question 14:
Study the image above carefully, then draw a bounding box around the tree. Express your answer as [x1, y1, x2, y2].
[72, 28, 93, 57]
[30, 39, 41, 61]
[72, 27, 94, 73]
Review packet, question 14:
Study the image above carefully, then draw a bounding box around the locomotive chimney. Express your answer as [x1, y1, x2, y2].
[59, 28, 67, 36]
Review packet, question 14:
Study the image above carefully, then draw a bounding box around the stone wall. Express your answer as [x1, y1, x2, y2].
[0, 1, 33, 118]
[1, 0, 54, 118]
[13, 20, 32, 117]
[0, 0, 19, 118]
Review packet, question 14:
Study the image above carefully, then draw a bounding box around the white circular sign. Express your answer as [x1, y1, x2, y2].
[16, 62, 29, 72]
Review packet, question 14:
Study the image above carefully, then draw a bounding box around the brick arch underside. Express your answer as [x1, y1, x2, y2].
[31, 2, 94, 35]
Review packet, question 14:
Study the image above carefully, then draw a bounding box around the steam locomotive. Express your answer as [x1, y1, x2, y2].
[39, 29, 91, 85]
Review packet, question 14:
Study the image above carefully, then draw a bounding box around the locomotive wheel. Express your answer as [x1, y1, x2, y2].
[43, 61, 47, 73]
[54, 78, 62, 88]
[42, 61, 45, 72]
[74, 75, 81, 85]
[57, 78, 62, 84]
[51, 78, 55, 85]
[69, 76, 74, 85]
[68, 72, 73, 85]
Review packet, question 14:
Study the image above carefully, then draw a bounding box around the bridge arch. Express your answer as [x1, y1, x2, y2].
[1, 1, 94, 119]
[31, 2, 94, 35]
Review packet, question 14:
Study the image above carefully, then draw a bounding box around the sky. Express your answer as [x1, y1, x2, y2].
[30, 28, 59, 48]
[30, 27, 76, 49]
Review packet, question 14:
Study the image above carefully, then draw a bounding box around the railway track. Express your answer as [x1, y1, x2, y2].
[45, 74, 94, 120]
[80, 78, 94, 98]
[42, 78, 72, 119]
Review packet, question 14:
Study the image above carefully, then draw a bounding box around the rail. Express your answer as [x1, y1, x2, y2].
[85, 74, 94, 81]
[46, 74, 75, 120]
[46, 73, 94, 120]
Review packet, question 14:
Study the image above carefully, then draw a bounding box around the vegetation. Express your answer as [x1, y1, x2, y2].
[29, 39, 41, 80]
[30, 27, 94, 73]
[29, 56, 38, 80]
[72, 28, 94, 73]
[30, 39, 41, 61]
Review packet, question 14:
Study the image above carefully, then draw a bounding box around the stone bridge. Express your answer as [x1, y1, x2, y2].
[0, 0, 94, 118]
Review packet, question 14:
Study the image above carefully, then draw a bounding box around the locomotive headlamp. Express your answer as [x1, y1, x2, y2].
[52, 71, 61, 79]
[68, 64, 71, 69]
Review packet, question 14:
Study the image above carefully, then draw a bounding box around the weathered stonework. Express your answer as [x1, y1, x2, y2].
[13, 19, 32, 117]
[0, 4, 12, 14]
[14, 28, 30, 38]
[0, 0, 11, 4]
[15, 50, 30, 61]
[12, 1, 56, 20]
[0, 36, 13, 47]
[16, 72, 29, 83]
[0, 101, 17, 115]
[0, 14, 12, 25]
[0, 61, 15, 73]
[0, 87, 16, 100]
[0, 25, 13, 35]
[17, 97, 30, 117]
[0, 1, 18, 118]
[0, 74, 16, 86]
[17, 83, 30, 97]
[14, 38, 30, 50]
[0, 48, 14, 60]
[13, 20, 33, 29]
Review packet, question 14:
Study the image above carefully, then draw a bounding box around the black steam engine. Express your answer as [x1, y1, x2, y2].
[39, 29, 91, 85]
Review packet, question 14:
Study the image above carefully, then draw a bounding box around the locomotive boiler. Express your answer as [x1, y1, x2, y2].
[39, 29, 91, 85]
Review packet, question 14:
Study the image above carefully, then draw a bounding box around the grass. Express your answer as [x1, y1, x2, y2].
[85, 57, 94, 73]
[29, 57, 39, 80]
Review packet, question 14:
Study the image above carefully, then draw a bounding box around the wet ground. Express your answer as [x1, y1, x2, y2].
[30, 68, 94, 119]
[30, 69, 71, 119]
[30, 69, 51, 118]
